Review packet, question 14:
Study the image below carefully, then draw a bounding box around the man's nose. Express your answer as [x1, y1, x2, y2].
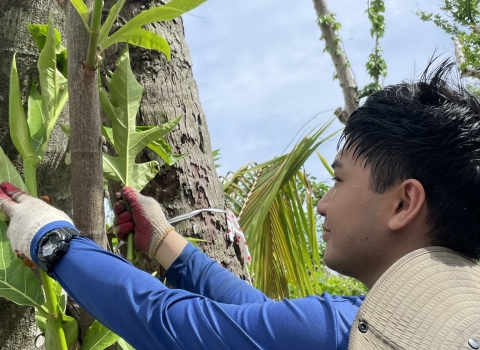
[317, 187, 333, 217]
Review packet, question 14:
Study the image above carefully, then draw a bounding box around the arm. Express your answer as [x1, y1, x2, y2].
[164, 241, 269, 304]
[51, 237, 362, 350]
[115, 188, 268, 304]
[0, 182, 362, 350]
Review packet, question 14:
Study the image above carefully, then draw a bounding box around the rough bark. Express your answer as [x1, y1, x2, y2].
[103, 0, 248, 278]
[313, 0, 359, 123]
[0, 0, 70, 348]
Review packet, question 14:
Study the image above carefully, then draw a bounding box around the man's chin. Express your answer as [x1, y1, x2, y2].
[324, 250, 347, 276]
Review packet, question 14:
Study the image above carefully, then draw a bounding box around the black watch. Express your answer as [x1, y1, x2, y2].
[37, 227, 80, 277]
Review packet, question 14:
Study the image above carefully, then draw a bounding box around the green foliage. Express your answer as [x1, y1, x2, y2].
[317, 2, 387, 100]
[223, 120, 342, 298]
[366, 0, 386, 38]
[34, 15, 68, 160]
[9, 18, 68, 165]
[0, 221, 45, 307]
[4, 16, 75, 350]
[0, 148, 28, 193]
[361, 0, 387, 93]
[100, 46, 182, 191]
[418, 0, 480, 74]
[9, 54, 35, 161]
[27, 24, 68, 77]
[317, 13, 344, 56]
[300, 267, 367, 297]
[0, 147, 28, 221]
[97, 0, 207, 57]
[296, 173, 329, 208]
[36, 280, 78, 350]
[59, 123, 186, 168]
[358, 82, 383, 99]
[83, 320, 120, 350]
[135, 126, 188, 166]
[117, 338, 135, 350]
[212, 149, 221, 168]
[43, 312, 78, 350]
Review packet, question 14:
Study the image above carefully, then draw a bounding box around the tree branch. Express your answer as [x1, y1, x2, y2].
[313, 0, 359, 124]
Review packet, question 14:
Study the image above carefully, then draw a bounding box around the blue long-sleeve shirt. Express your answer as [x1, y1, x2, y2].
[32, 223, 364, 350]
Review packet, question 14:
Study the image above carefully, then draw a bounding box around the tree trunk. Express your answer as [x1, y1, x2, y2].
[66, 0, 107, 342]
[66, 1, 106, 247]
[103, 0, 248, 278]
[0, 0, 70, 348]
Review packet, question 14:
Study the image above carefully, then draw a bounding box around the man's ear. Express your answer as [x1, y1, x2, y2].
[388, 179, 426, 231]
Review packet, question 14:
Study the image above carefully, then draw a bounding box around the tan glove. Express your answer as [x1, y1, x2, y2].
[113, 187, 174, 257]
[0, 182, 73, 260]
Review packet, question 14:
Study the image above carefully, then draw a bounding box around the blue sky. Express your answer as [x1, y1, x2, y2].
[182, 1, 452, 182]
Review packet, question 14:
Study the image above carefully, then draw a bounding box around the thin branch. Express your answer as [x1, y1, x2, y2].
[313, 0, 359, 124]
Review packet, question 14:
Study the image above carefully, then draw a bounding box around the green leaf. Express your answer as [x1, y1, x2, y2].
[0, 147, 27, 192]
[100, 0, 206, 53]
[146, 139, 187, 165]
[27, 79, 46, 152]
[316, 151, 334, 177]
[35, 307, 47, 333]
[37, 14, 68, 159]
[136, 126, 187, 165]
[9, 53, 35, 159]
[106, 28, 171, 60]
[117, 338, 135, 350]
[104, 125, 185, 166]
[222, 120, 342, 298]
[98, 0, 127, 52]
[103, 155, 159, 190]
[0, 221, 45, 307]
[27, 24, 61, 52]
[0, 146, 27, 221]
[99, 46, 181, 191]
[70, 0, 91, 33]
[83, 320, 120, 350]
[27, 24, 68, 78]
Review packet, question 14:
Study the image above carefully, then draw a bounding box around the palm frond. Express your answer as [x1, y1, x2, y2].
[222, 119, 342, 298]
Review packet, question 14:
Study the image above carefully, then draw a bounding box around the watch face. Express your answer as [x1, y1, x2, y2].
[41, 241, 56, 256]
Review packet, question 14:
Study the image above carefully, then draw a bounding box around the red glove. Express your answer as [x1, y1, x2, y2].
[114, 187, 174, 257]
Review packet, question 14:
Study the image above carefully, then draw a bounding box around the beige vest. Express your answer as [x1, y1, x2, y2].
[348, 247, 480, 350]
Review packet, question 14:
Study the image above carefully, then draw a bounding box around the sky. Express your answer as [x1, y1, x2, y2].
[182, 1, 453, 183]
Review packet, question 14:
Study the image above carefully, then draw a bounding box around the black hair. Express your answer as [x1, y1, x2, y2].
[339, 58, 480, 260]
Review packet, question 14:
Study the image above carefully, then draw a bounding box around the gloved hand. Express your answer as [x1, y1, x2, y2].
[114, 187, 174, 257]
[0, 182, 73, 260]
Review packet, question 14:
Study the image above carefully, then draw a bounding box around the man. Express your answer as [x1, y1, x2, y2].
[1, 59, 480, 349]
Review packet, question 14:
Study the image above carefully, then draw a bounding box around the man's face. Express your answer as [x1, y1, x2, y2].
[317, 148, 394, 284]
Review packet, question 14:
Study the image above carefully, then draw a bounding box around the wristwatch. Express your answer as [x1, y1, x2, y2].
[37, 227, 80, 277]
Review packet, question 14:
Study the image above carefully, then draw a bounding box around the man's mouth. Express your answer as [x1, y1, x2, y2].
[322, 224, 331, 241]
